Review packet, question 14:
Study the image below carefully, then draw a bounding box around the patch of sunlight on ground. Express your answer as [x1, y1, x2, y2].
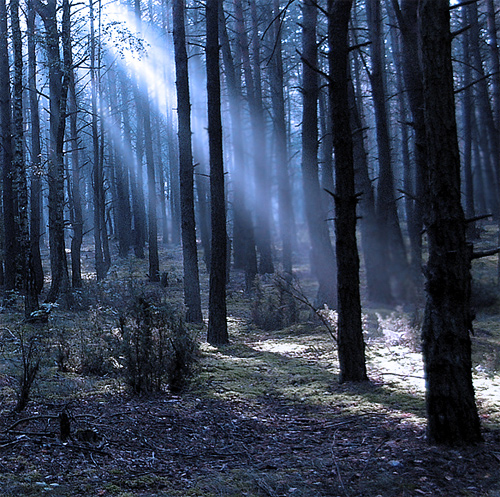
[252, 341, 310, 356]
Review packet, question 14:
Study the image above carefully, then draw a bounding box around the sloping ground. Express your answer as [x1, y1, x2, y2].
[0, 317, 499, 497]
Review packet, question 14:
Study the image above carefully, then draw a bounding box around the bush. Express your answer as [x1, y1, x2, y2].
[251, 274, 298, 331]
[119, 297, 198, 394]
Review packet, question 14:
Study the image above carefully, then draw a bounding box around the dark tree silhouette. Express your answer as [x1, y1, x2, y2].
[418, 0, 481, 446]
[172, 0, 203, 323]
[207, 0, 228, 345]
[328, 0, 367, 383]
[301, 0, 336, 309]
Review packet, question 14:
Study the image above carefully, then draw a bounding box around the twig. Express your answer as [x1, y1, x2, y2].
[3, 415, 57, 433]
[352, 439, 387, 483]
[331, 430, 349, 497]
[274, 274, 338, 343]
[0, 439, 27, 449]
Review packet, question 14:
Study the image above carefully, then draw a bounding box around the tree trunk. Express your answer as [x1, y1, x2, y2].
[269, 0, 293, 276]
[418, 0, 481, 446]
[328, 0, 368, 383]
[249, 0, 275, 276]
[349, 74, 393, 305]
[27, 0, 44, 298]
[66, 6, 84, 289]
[301, 0, 336, 308]
[135, 0, 159, 282]
[37, 0, 72, 306]
[391, 0, 426, 295]
[0, 0, 16, 292]
[219, 5, 257, 290]
[460, 6, 476, 238]
[172, 0, 203, 322]
[367, 0, 410, 303]
[207, 0, 228, 345]
[11, 0, 33, 317]
[468, 2, 499, 219]
[110, 68, 132, 258]
[90, 0, 108, 281]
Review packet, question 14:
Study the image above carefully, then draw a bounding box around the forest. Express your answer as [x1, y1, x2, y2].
[1, 0, 500, 495]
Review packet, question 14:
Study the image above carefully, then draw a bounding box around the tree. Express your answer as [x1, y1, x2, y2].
[90, 0, 110, 281]
[418, 0, 481, 445]
[328, 0, 367, 383]
[36, 0, 72, 306]
[269, 0, 293, 276]
[206, 0, 228, 345]
[135, 0, 160, 283]
[11, 0, 34, 317]
[366, 0, 410, 302]
[301, 0, 337, 309]
[172, 0, 203, 323]
[27, 0, 44, 298]
[1, 0, 16, 293]
[219, 4, 258, 290]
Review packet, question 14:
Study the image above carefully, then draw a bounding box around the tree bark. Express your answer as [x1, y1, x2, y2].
[172, 0, 203, 322]
[328, 0, 367, 383]
[11, 0, 34, 317]
[219, 5, 258, 290]
[207, 0, 228, 345]
[269, 0, 293, 276]
[367, 0, 410, 302]
[301, 0, 337, 308]
[90, 0, 108, 281]
[37, 0, 72, 306]
[0, 0, 16, 292]
[27, 0, 44, 298]
[418, 0, 481, 445]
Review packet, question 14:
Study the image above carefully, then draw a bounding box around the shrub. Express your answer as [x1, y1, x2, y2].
[1, 325, 47, 412]
[119, 297, 198, 394]
[251, 274, 298, 331]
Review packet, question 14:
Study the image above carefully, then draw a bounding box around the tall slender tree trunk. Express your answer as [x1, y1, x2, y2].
[270, 0, 293, 276]
[167, 107, 181, 245]
[329, 0, 367, 383]
[391, 0, 426, 296]
[172, 0, 203, 322]
[36, 0, 72, 306]
[249, 0, 274, 275]
[301, 0, 336, 308]
[11, 0, 33, 316]
[27, 0, 44, 298]
[349, 77, 393, 304]
[110, 68, 132, 258]
[418, 0, 481, 446]
[90, 0, 108, 281]
[367, 0, 410, 302]
[219, 6, 257, 290]
[135, 0, 159, 282]
[207, 0, 228, 345]
[461, 6, 476, 237]
[65, 6, 84, 289]
[468, 2, 499, 219]
[1, 0, 16, 293]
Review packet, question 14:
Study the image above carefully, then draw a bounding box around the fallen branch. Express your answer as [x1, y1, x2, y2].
[3, 415, 57, 433]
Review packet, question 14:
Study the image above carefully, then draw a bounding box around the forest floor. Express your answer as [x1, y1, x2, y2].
[1, 238, 500, 496]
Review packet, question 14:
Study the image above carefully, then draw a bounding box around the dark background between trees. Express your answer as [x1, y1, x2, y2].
[1, 0, 499, 450]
